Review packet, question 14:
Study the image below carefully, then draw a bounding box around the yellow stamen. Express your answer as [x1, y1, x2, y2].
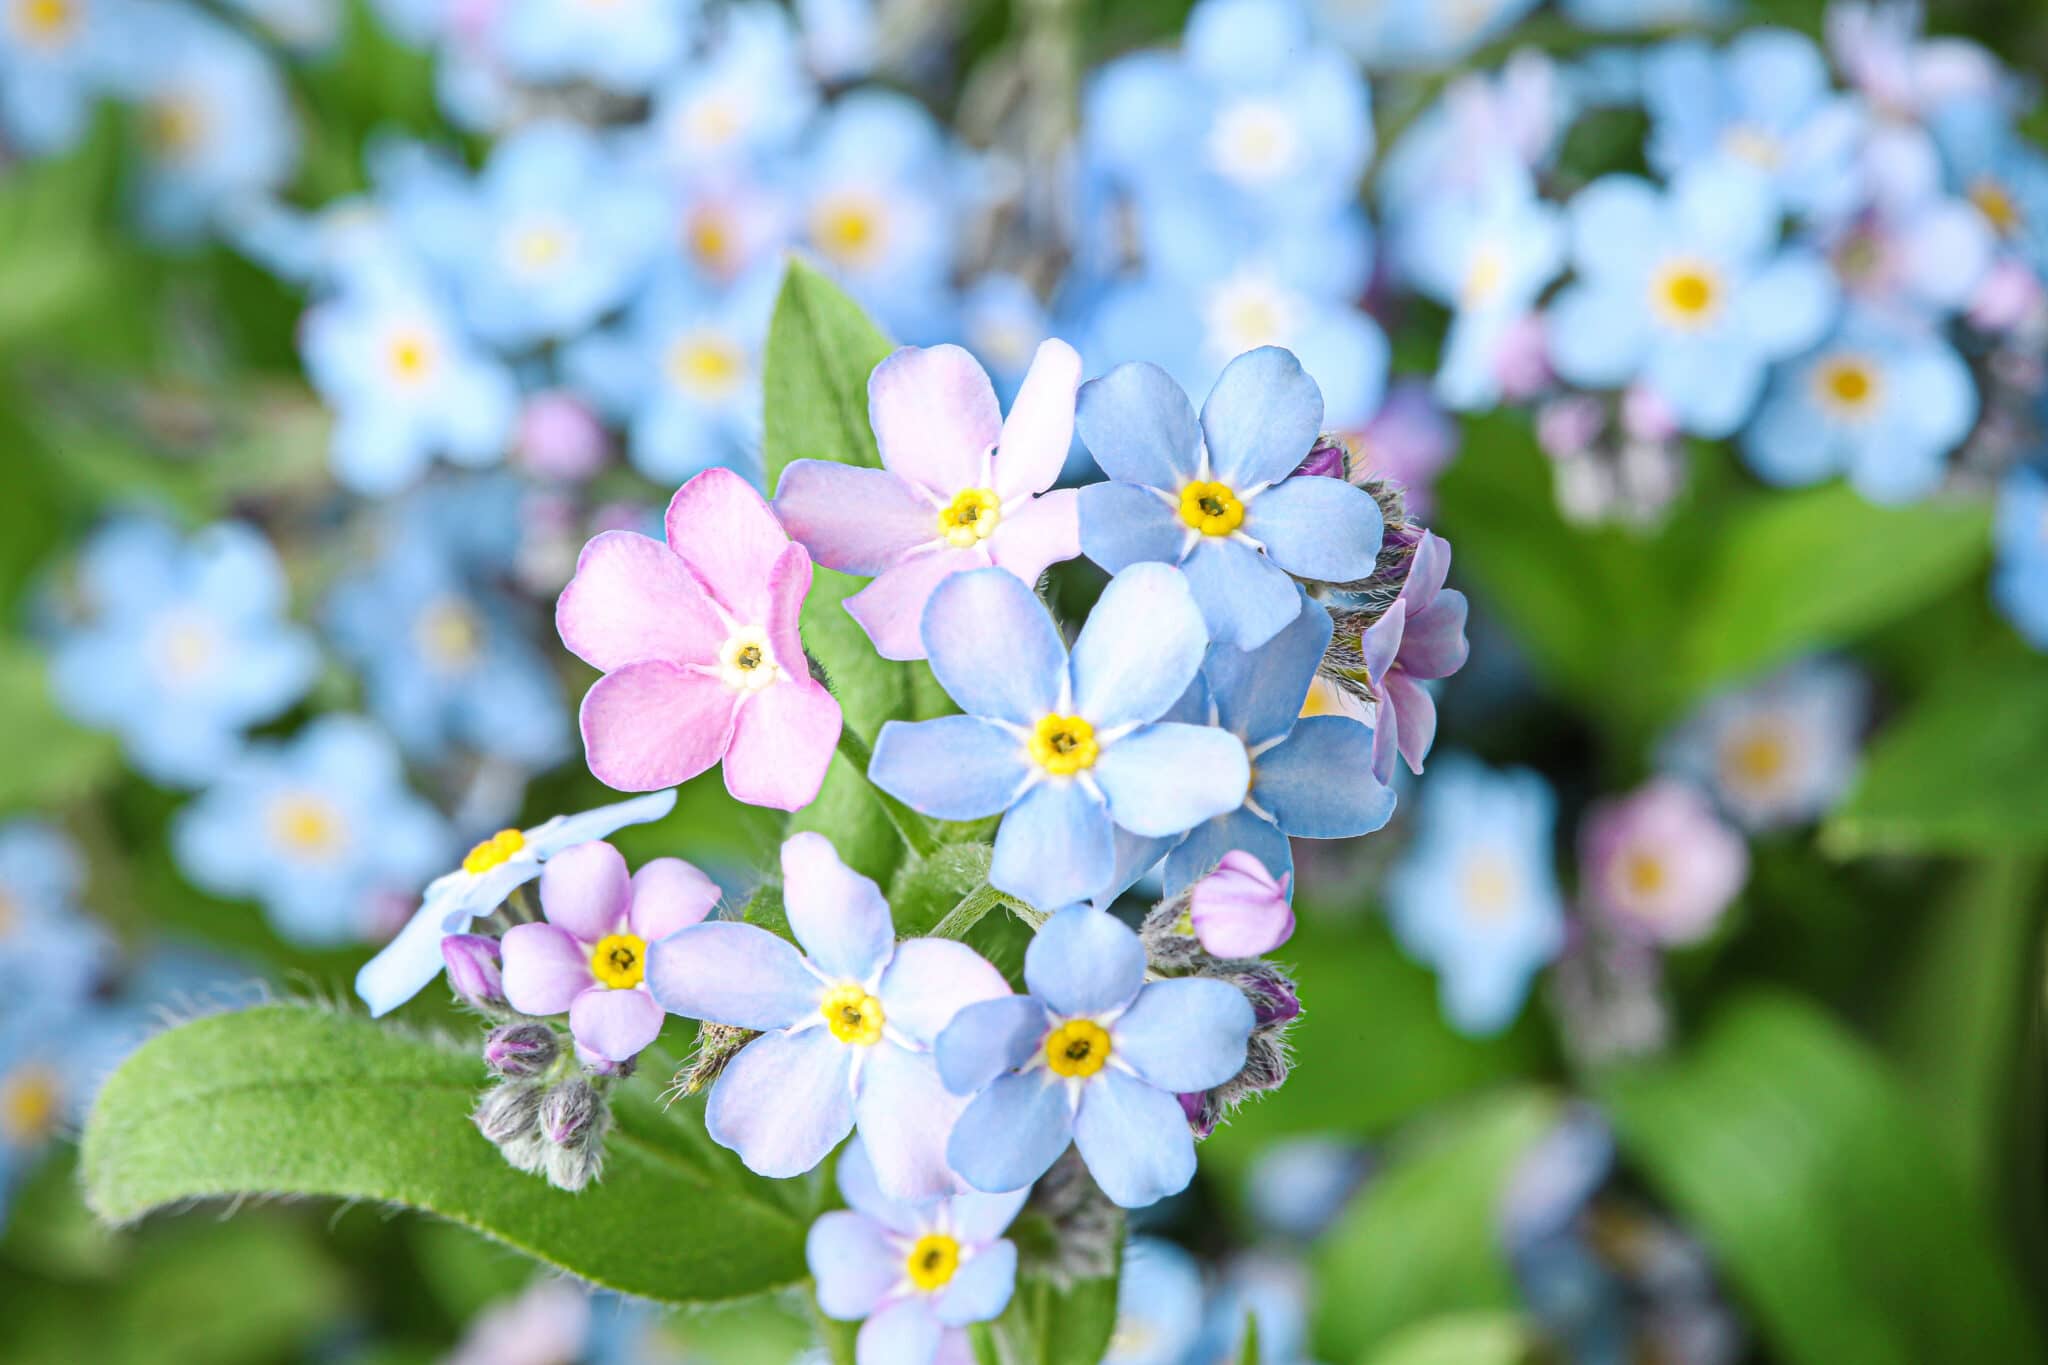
[937, 487, 1002, 548]
[717, 626, 782, 692]
[1177, 480, 1245, 537]
[1029, 714, 1098, 776]
[271, 795, 343, 861]
[388, 329, 435, 384]
[1650, 260, 1722, 329]
[146, 96, 206, 158]
[1460, 853, 1515, 921]
[667, 334, 745, 397]
[14, 0, 76, 43]
[0, 1065, 59, 1144]
[905, 1233, 961, 1292]
[1812, 353, 1881, 419]
[686, 209, 734, 273]
[1971, 177, 2021, 237]
[589, 933, 647, 990]
[1044, 1018, 1111, 1079]
[820, 983, 885, 1045]
[1721, 728, 1788, 793]
[462, 828, 527, 876]
[1622, 851, 1666, 899]
[415, 596, 482, 669]
[810, 194, 885, 270]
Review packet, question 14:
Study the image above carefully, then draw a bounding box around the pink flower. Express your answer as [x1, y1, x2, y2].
[556, 468, 843, 810]
[772, 340, 1083, 660]
[1578, 779, 1748, 946]
[1188, 850, 1295, 958]
[1358, 531, 1471, 784]
[500, 841, 721, 1062]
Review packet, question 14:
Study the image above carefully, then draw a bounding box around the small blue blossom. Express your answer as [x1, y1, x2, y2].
[1546, 160, 1839, 438]
[1994, 465, 2048, 649]
[869, 565, 1252, 911]
[0, 820, 107, 1015]
[1933, 97, 2048, 279]
[490, 0, 696, 96]
[1105, 1238, 1207, 1365]
[1075, 347, 1386, 649]
[172, 715, 454, 946]
[1559, 0, 1734, 30]
[49, 515, 319, 789]
[647, 3, 815, 178]
[1657, 658, 1869, 832]
[1741, 306, 1977, 503]
[1385, 755, 1565, 1037]
[0, 0, 120, 156]
[936, 907, 1254, 1208]
[1310, 0, 1539, 71]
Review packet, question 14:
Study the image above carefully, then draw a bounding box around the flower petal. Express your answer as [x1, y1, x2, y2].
[580, 661, 737, 792]
[1162, 806, 1295, 896]
[1077, 480, 1186, 574]
[569, 986, 665, 1062]
[1243, 475, 1384, 582]
[990, 780, 1116, 910]
[1202, 589, 1329, 743]
[765, 542, 818, 697]
[946, 1071, 1075, 1195]
[857, 1299, 944, 1365]
[1072, 1069, 1196, 1208]
[773, 460, 941, 575]
[878, 938, 1012, 1046]
[538, 840, 631, 940]
[934, 1240, 1018, 1326]
[807, 1210, 898, 1320]
[846, 547, 985, 662]
[723, 679, 842, 812]
[920, 568, 1067, 724]
[1400, 591, 1470, 680]
[1110, 978, 1254, 1092]
[936, 995, 1050, 1095]
[663, 468, 791, 624]
[855, 1042, 973, 1202]
[706, 1027, 855, 1179]
[869, 716, 1035, 821]
[628, 858, 722, 941]
[1023, 905, 1145, 1018]
[1070, 562, 1209, 730]
[647, 921, 823, 1029]
[835, 1134, 921, 1235]
[554, 530, 724, 672]
[949, 1187, 1032, 1245]
[987, 489, 1080, 585]
[871, 344, 1002, 495]
[529, 789, 680, 857]
[992, 338, 1082, 499]
[1254, 717, 1396, 838]
[357, 893, 478, 1017]
[1075, 360, 1200, 488]
[782, 831, 896, 982]
[1092, 722, 1251, 839]
[501, 922, 594, 1016]
[1386, 671, 1439, 775]
[1180, 536, 1302, 650]
[1199, 346, 1325, 490]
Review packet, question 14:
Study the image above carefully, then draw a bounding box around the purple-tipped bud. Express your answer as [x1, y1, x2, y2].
[1249, 973, 1302, 1029]
[1178, 1090, 1217, 1139]
[473, 1081, 542, 1146]
[484, 1022, 559, 1078]
[443, 934, 505, 1010]
[1189, 851, 1295, 958]
[536, 1078, 612, 1192]
[539, 1079, 599, 1147]
[1293, 433, 1350, 481]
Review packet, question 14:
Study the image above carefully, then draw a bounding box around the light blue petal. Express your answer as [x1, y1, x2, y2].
[1072, 1069, 1196, 1208]
[1075, 361, 1201, 488]
[934, 1240, 1018, 1325]
[781, 831, 896, 983]
[706, 1026, 856, 1178]
[1093, 723, 1251, 839]
[1201, 590, 1328, 743]
[1255, 717, 1397, 838]
[1180, 537, 1303, 650]
[1740, 387, 1838, 487]
[1089, 828, 1180, 910]
[1024, 904, 1145, 1017]
[937, 996, 1051, 1095]
[647, 921, 823, 1030]
[1646, 336, 1762, 438]
[1734, 252, 1838, 360]
[869, 717, 1033, 820]
[1566, 175, 1663, 283]
[1198, 346, 1324, 489]
[807, 1210, 896, 1319]
[1162, 806, 1294, 895]
[1545, 280, 1651, 389]
[946, 1072, 1075, 1194]
[1111, 978, 1254, 1092]
[530, 789, 679, 856]
[921, 568, 1067, 725]
[1078, 481, 1187, 574]
[355, 898, 464, 1017]
[856, 1300, 944, 1364]
[1244, 475, 1383, 583]
[1070, 562, 1209, 729]
[990, 780, 1115, 910]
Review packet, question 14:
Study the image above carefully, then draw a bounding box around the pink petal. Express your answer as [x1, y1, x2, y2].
[1370, 683, 1400, 787]
[663, 468, 791, 624]
[1396, 589, 1469, 680]
[539, 841, 632, 941]
[723, 679, 842, 811]
[1361, 599, 1406, 687]
[992, 337, 1082, 498]
[555, 531, 722, 671]
[987, 489, 1080, 586]
[1386, 670, 1438, 776]
[569, 986, 665, 1062]
[1189, 852, 1295, 957]
[869, 344, 1001, 496]
[1402, 531, 1451, 612]
[844, 546, 985, 661]
[773, 459, 941, 576]
[581, 661, 738, 791]
[501, 922, 593, 1016]
[765, 543, 816, 681]
[629, 858, 722, 940]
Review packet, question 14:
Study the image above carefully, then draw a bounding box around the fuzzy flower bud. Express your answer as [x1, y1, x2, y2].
[538, 1078, 599, 1147]
[444, 934, 506, 1011]
[473, 1080, 543, 1146]
[484, 1022, 559, 1079]
[1292, 432, 1351, 481]
[1188, 851, 1295, 958]
[537, 1078, 612, 1192]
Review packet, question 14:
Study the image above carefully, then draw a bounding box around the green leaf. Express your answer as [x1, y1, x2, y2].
[0, 640, 121, 814]
[1597, 992, 2047, 1365]
[82, 1005, 817, 1304]
[1311, 1088, 1560, 1360]
[1825, 649, 2048, 855]
[1360, 1312, 1533, 1365]
[1675, 485, 1991, 693]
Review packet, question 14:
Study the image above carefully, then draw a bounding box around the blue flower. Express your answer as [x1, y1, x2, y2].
[172, 715, 454, 946]
[1640, 29, 1866, 222]
[491, 0, 696, 96]
[1657, 659, 1868, 832]
[356, 788, 677, 1017]
[0, 0, 120, 156]
[1559, 0, 1733, 30]
[1075, 347, 1386, 650]
[1740, 306, 1977, 503]
[1994, 465, 2048, 649]
[1309, 0, 1539, 71]
[869, 565, 1251, 910]
[563, 264, 778, 484]
[936, 907, 1254, 1208]
[647, 3, 816, 177]
[49, 516, 319, 788]
[1933, 97, 2048, 280]
[0, 820, 107, 1016]
[301, 256, 520, 495]
[1546, 160, 1838, 438]
[1105, 1238, 1207, 1365]
[1384, 755, 1565, 1036]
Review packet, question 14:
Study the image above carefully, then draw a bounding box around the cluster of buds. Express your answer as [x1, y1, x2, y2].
[472, 1021, 615, 1191]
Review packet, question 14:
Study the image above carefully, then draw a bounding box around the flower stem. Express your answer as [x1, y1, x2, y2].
[835, 724, 942, 859]
[930, 881, 1042, 941]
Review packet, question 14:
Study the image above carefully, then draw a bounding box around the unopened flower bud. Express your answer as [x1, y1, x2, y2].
[1188, 851, 1294, 958]
[539, 1078, 599, 1147]
[544, 1138, 607, 1193]
[536, 1078, 612, 1192]
[1292, 433, 1350, 480]
[516, 390, 608, 481]
[444, 934, 506, 1010]
[473, 1080, 543, 1146]
[484, 1022, 558, 1078]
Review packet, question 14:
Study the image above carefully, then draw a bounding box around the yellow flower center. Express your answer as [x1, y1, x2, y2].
[271, 795, 344, 861]
[155, 614, 218, 682]
[937, 487, 1002, 548]
[13, 0, 75, 43]
[387, 329, 436, 385]
[1622, 851, 1667, 899]
[1650, 260, 1722, 329]
[717, 626, 783, 692]
[1029, 714, 1098, 776]
[1, 1065, 59, 1144]
[1178, 480, 1245, 536]
[1459, 853, 1516, 921]
[667, 334, 745, 397]
[589, 933, 647, 990]
[1721, 123, 1782, 169]
[686, 208, 735, 274]
[905, 1233, 961, 1292]
[1721, 727, 1789, 793]
[146, 95, 206, 158]
[414, 595, 482, 669]
[1971, 177, 2021, 237]
[462, 827, 527, 876]
[1044, 1019, 1111, 1078]
[820, 983, 885, 1045]
[1813, 353, 1881, 420]
[511, 224, 568, 273]
[811, 193, 886, 270]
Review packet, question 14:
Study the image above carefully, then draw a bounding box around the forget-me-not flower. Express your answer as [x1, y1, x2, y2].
[1579, 779, 1748, 947]
[937, 907, 1254, 1208]
[1353, 530, 1471, 783]
[0, 0, 119, 156]
[0, 820, 107, 1013]
[490, 0, 695, 97]
[1658, 659, 1869, 832]
[1104, 1237, 1207, 1365]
